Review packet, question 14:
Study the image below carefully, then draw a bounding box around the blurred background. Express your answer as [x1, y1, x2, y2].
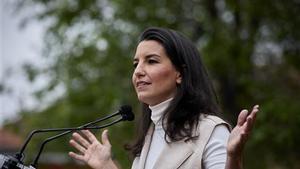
[0, 0, 299, 168]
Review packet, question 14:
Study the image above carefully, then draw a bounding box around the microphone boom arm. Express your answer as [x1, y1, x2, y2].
[1, 105, 133, 169]
[31, 117, 123, 168]
[15, 111, 120, 160]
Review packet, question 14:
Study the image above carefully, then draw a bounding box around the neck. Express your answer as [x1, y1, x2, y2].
[149, 98, 173, 125]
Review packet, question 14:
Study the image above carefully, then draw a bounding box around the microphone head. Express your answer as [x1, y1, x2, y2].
[119, 105, 134, 121]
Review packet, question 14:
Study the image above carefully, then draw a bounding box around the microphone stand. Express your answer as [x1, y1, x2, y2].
[0, 105, 133, 169]
[30, 117, 123, 168]
[15, 111, 120, 161]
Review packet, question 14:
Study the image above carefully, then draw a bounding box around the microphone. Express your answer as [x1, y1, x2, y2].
[0, 105, 134, 169]
[119, 105, 134, 121]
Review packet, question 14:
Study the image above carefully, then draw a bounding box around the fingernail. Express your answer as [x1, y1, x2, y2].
[242, 109, 248, 113]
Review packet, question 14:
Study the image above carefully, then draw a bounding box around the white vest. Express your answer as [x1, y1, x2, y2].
[131, 115, 230, 169]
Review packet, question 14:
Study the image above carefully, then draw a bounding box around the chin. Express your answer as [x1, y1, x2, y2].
[137, 95, 152, 105]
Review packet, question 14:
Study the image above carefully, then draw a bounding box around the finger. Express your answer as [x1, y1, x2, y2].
[72, 132, 90, 148]
[69, 139, 86, 154]
[244, 106, 259, 132]
[253, 104, 259, 109]
[237, 109, 248, 126]
[69, 151, 85, 161]
[249, 105, 259, 118]
[82, 130, 98, 143]
[244, 116, 253, 133]
[249, 108, 258, 125]
[245, 106, 258, 128]
[101, 130, 111, 147]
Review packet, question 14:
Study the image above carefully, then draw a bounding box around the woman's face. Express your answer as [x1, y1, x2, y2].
[132, 40, 181, 106]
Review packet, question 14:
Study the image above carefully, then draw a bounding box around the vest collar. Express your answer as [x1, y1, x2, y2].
[137, 123, 194, 169]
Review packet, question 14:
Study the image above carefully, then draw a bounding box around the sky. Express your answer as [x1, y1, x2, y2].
[0, 0, 48, 126]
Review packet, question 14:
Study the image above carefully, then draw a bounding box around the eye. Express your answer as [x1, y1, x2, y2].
[133, 62, 138, 68]
[148, 59, 158, 64]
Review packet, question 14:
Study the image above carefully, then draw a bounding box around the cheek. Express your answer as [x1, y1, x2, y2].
[131, 74, 136, 88]
[131, 74, 134, 84]
[151, 68, 177, 85]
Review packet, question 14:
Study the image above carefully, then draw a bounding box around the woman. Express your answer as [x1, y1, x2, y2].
[68, 27, 259, 169]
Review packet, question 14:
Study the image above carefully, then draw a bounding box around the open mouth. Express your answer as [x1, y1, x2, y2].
[136, 81, 151, 88]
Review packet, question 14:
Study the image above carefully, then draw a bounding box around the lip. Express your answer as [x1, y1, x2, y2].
[136, 81, 151, 89]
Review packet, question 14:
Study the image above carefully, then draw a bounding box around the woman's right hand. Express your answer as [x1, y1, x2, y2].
[69, 129, 118, 169]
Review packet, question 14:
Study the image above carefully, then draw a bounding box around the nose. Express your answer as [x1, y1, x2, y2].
[133, 63, 145, 77]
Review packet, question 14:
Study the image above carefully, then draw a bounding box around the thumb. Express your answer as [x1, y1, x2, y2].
[101, 129, 111, 147]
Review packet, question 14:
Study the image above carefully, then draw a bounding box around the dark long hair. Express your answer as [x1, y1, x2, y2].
[127, 27, 221, 157]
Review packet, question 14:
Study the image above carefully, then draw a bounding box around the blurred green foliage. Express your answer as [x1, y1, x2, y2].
[4, 0, 300, 168]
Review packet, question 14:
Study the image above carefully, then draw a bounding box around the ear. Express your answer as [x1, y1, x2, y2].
[176, 72, 182, 84]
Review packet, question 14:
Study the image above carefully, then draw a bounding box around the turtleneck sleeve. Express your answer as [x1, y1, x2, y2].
[144, 98, 172, 169]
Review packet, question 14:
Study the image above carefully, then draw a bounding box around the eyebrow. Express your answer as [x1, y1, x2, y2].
[133, 54, 160, 62]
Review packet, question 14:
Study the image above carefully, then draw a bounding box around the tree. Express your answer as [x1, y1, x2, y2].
[4, 0, 300, 168]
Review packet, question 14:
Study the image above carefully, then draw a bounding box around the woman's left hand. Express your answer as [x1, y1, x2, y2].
[227, 105, 259, 158]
